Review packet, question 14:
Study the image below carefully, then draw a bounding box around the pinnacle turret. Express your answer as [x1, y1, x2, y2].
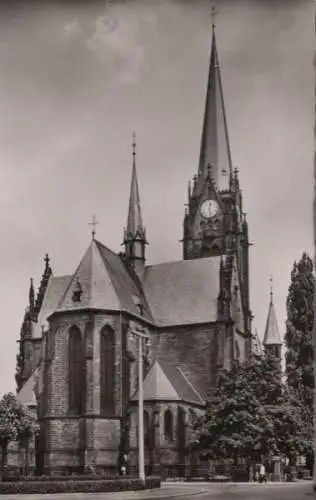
[35, 254, 52, 315]
[29, 278, 35, 319]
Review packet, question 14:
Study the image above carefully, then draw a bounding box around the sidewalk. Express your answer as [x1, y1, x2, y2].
[0, 484, 206, 500]
[164, 480, 310, 486]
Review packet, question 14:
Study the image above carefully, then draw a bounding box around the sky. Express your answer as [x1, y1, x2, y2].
[0, 0, 313, 395]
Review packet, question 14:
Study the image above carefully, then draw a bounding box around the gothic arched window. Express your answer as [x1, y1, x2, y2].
[164, 408, 173, 442]
[68, 326, 84, 414]
[100, 326, 115, 416]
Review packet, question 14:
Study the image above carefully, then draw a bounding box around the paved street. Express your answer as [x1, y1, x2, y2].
[0, 482, 313, 500]
[166, 481, 314, 499]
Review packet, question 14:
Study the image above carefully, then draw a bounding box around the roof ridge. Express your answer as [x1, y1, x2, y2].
[145, 255, 222, 270]
[94, 239, 118, 257]
[51, 274, 72, 280]
[176, 366, 204, 404]
[156, 360, 181, 399]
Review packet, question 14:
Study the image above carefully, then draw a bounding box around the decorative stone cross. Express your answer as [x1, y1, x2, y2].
[88, 215, 99, 240]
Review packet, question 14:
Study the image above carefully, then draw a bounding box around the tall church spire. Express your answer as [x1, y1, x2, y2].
[198, 23, 233, 190]
[123, 133, 147, 278]
[263, 277, 282, 360]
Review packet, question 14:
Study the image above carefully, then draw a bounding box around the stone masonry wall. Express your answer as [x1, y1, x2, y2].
[153, 322, 232, 398]
[128, 401, 205, 473]
[43, 311, 153, 473]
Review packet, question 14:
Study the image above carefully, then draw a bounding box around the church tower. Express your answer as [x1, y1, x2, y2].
[123, 134, 147, 278]
[263, 279, 282, 365]
[182, 22, 252, 333]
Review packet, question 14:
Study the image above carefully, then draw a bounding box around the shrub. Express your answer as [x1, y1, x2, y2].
[4, 475, 120, 482]
[0, 477, 161, 494]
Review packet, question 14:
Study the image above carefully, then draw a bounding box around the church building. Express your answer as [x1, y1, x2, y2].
[14, 24, 256, 476]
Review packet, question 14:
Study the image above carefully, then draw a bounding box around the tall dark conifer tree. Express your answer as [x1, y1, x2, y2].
[285, 252, 314, 469]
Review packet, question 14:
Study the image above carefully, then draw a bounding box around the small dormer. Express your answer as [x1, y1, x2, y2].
[72, 278, 83, 303]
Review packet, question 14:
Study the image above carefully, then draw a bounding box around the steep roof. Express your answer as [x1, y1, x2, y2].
[198, 26, 232, 190]
[17, 370, 37, 407]
[252, 328, 263, 357]
[131, 359, 205, 406]
[55, 239, 152, 319]
[143, 256, 221, 326]
[263, 293, 282, 346]
[33, 275, 71, 338]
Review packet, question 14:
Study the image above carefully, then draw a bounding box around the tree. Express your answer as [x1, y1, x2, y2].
[0, 393, 38, 479]
[16, 409, 39, 476]
[266, 389, 312, 466]
[192, 356, 310, 471]
[285, 252, 314, 469]
[0, 394, 19, 479]
[192, 359, 277, 466]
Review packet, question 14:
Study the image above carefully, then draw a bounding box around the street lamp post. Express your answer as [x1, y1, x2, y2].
[130, 325, 150, 483]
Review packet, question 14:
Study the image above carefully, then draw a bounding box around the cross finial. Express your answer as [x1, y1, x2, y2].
[88, 215, 99, 240]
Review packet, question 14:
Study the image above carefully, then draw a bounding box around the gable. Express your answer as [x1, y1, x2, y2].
[17, 370, 38, 407]
[131, 361, 180, 402]
[54, 240, 152, 320]
[131, 360, 205, 406]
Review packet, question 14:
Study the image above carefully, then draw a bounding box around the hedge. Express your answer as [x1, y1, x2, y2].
[4, 474, 121, 482]
[0, 477, 161, 494]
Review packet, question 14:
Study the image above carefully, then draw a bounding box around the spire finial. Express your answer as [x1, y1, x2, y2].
[44, 253, 50, 270]
[88, 215, 99, 240]
[132, 132, 136, 165]
[211, 4, 218, 30]
[270, 275, 274, 301]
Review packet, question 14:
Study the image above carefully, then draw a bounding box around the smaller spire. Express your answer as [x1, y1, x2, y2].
[124, 133, 147, 277]
[126, 132, 144, 237]
[263, 277, 282, 347]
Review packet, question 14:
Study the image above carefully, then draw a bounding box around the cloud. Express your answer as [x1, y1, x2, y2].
[86, 11, 144, 83]
[64, 17, 82, 40]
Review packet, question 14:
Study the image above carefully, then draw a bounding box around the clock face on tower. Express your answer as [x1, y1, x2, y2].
[200, 199, 219, 219]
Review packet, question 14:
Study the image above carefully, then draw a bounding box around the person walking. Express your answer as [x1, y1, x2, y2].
[259, 463, 266, 483]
